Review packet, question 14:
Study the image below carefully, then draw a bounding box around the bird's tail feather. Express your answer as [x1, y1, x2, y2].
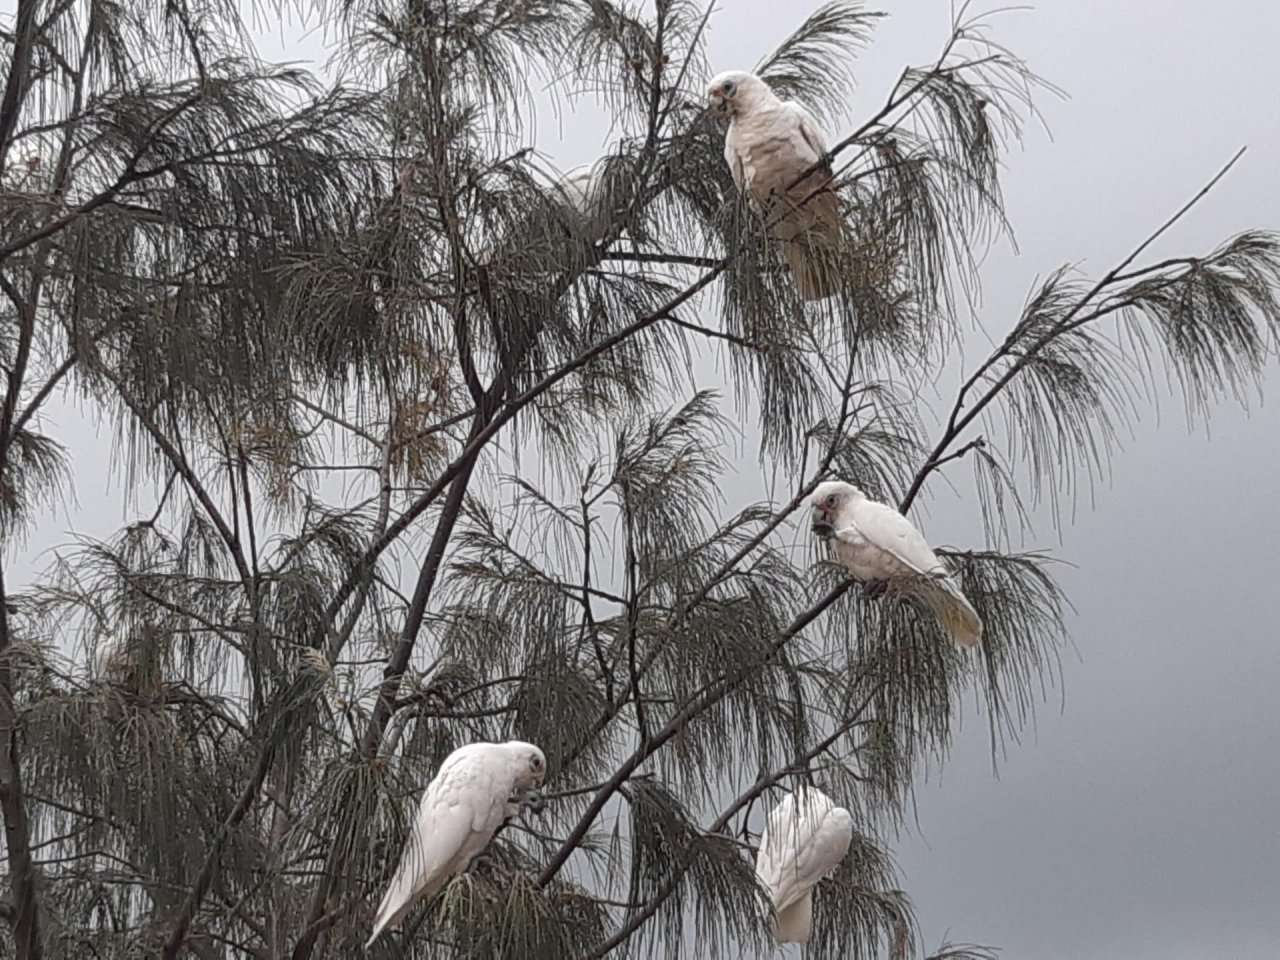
[785, 240, 842, 301]
[777, 187, 843, 301]
[919, 579, 983, 647]
[366, 867, 442, 948]
[774, 892, 815, 943]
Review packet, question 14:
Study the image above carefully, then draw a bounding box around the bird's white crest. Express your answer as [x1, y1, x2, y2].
[709, 68, 843, 300]
[810, 478, 983, 646]
[365, 740, 547, 946]
[755, 786, 854, 942]
[706, 70, 776, 116]
[811, 478, 867, 507]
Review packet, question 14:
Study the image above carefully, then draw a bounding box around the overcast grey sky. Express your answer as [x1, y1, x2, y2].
[532, 3, 1280, 957]
[9, 1, 1280, 957]
[731, 4, 1280, 959]
[562, 2, 1280, 956]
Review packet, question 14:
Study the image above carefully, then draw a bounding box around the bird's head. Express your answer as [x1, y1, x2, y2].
[809, 480, 864, 540]
[706, 70, 768, 117]
[505, 741, 547, 788]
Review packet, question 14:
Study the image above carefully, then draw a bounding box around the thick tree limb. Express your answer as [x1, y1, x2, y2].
[0, 566, 41, 960]
[0, 0, 39, 173]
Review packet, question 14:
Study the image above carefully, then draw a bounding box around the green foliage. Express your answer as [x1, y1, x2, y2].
[0, 2, 1276, 960]
[0, 429, 69, 544]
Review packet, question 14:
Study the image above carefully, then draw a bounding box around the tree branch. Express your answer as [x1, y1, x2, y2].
[313, 256, 731, 662]
[159, 737, 277, 959]
[0, 44, 42, 940]
[604, 251, 721, 270]
[0, 565, 41, 960]
[537, 576, 855, 888]
[0, 0, 40, 173]
[357, 413, 488, 759]
[582, 685, 884, 958]
[10, 351, 76, 438]
[899, 147, 1246, 514]
[0, 89, 204, 263]
[665, 313, 771, 352]
[94, 364, 253, 589]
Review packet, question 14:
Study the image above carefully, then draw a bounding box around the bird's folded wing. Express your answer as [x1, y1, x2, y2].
[835, 501, 945, 580]
[776, 808, 854, 912]
[757, 792, 854, 913]
[369, 773, 486, 940]
[724, 135, 746, 188]
[782, 100, 831, 168]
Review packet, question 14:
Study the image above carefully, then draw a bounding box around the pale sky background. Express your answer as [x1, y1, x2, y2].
[262, 2, 1280, 957]
[760, 4, 1280, 959]
[7, 1, 1280, 958]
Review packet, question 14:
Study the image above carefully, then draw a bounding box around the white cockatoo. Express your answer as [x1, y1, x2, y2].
[549, 157, 634, 245]
[708, 70, 842, 301]
[548, 161, 615, 244]
[755, 786, 854, 943]
[810, 479, 983, 647]
[553, 164, 600, 220]
[366, 740, 548, 946]
[93, 634, 132, 681]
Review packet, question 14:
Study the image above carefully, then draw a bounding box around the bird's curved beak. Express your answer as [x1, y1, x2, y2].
[811, 504, 834, 540]
[707, 91, 727, 115]
[514, 786, 547, 816]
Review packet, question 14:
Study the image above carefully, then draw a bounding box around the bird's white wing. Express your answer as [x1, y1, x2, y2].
[727, 101, 822, 196]
[718, 79, 841, 299]
[756, 788, 854, 914]
[723, 129, 746, 188]
[835, 497, 983, 645]
[367, 750, 511, 945]
[781, 100, 828, 162]
[837, 498, 945, 579]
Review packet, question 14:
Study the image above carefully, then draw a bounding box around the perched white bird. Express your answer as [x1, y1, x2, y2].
[549, 159, 626, 244]
[553, 164, 600, 218]
[810, 479, 983, 647]
[93, 635, 132, 681]
[755, 786, 854, 943]
[366, 740, 547, 946]
[708, 70, 843, 301]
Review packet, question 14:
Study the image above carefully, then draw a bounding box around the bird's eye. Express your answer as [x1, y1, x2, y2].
[722, 81, 735, 95]
[825, 495, 837, 508]
[530, 756, 543, 769]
